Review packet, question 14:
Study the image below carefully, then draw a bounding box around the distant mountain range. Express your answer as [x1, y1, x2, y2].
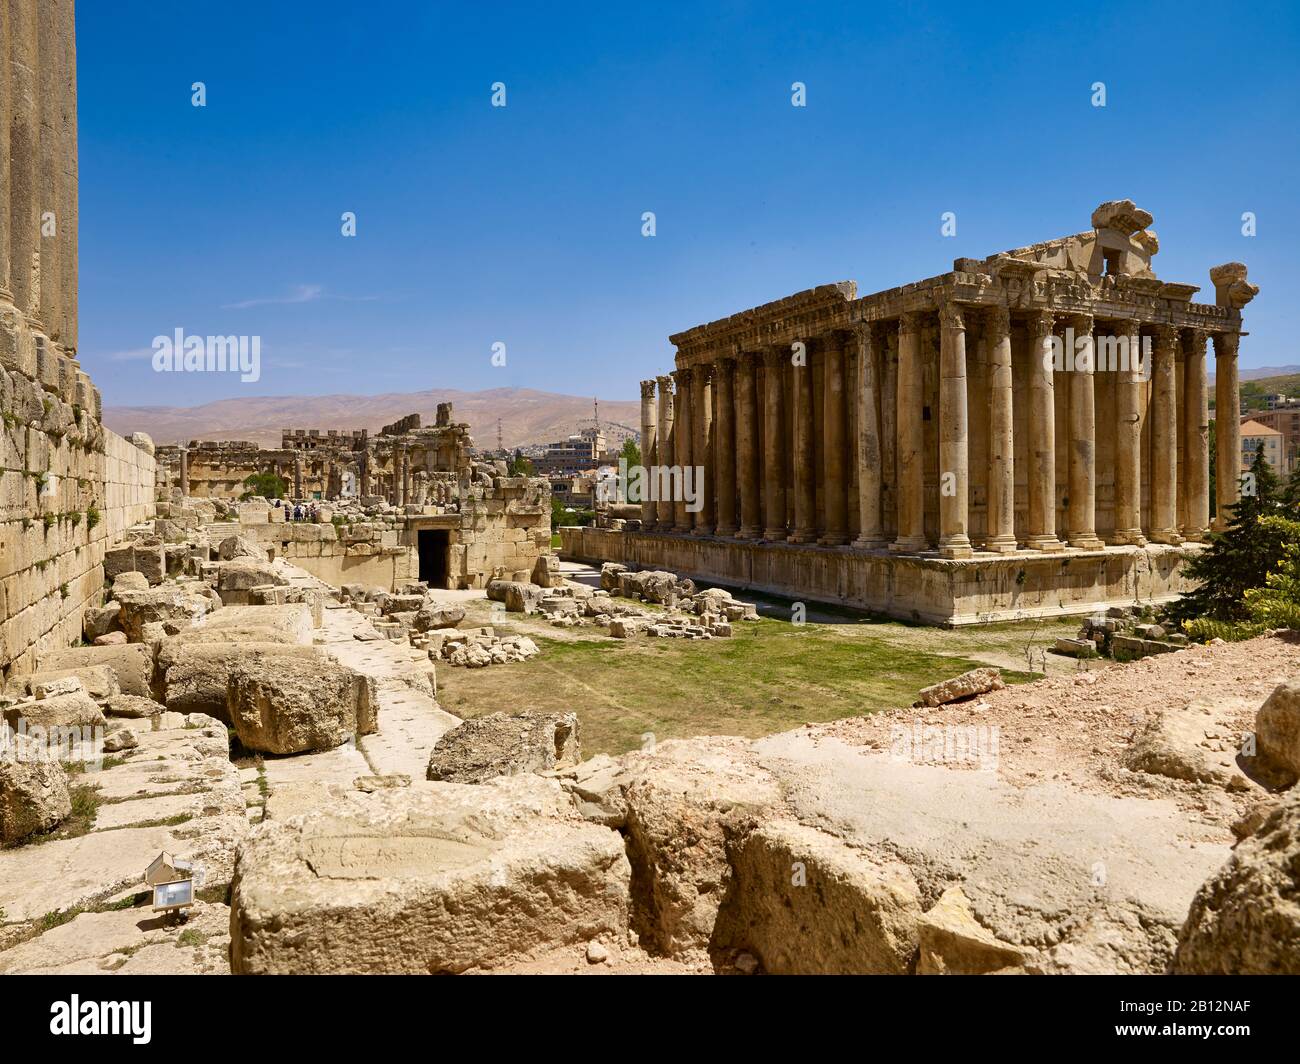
[102, 387, 643, 452]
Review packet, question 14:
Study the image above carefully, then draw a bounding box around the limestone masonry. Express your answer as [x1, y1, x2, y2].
[564, 202, 1259, 624]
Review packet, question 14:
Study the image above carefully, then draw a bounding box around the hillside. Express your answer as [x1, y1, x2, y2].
[103, 387, 642, 451]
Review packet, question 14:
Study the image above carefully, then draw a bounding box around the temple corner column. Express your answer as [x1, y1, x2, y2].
[639, 379, 658, 528]
[936, 300, 972, 559]
[1213, 331, 1242, 530]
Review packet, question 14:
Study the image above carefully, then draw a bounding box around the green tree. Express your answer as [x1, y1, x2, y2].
[1244, 515, 1300, 630]
[241, 471, 289, 501]
[620, 436, 641, 468]
[508, 449, 534, 476]
[1173, 444, 1284, 624]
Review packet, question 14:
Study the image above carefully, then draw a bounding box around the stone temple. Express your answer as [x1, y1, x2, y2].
[563, 203, 1259, 624]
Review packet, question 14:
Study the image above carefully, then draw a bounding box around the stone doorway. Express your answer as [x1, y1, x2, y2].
[418, 529, 450, 588]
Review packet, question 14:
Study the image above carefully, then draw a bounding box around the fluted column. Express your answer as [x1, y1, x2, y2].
[1214, 332, 1242, 529]
[735, 352, 761, 538]
[761, 348, 787, 540]
[713, 355, 738, 537]
[1024, 311, 1064, 550]
[1184, 331, 1210, 539]
[9, 0, 42, 327]
[179, 447, 190, 496]
[851, 323, 884, 548]
[1111, 321, 1146, 545]
[1149, 325, 1181, 543]
[985, 308, 1017, 552]
[671, 368, 693, 531]
[820, 332, 848, 545]
[639, 380, 657, 527]
[891, 313, 927, 551]
[789, 345, 816, 543]
[1067, 312, 1103, 549]
[937, 302, 971, 558]
[691, 363, 713, 534]
[655, 375, 675, 528]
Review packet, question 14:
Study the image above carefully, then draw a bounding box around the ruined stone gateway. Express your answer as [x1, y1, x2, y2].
[564, 204, 1259, 624]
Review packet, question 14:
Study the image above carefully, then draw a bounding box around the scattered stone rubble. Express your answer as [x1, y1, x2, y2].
[1055, 604, 1191, 660]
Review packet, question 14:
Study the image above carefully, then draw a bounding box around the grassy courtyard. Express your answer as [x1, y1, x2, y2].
[436, 612, 1068, 756]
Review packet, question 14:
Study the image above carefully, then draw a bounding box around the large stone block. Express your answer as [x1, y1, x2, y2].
[1254, 681, 1300, 787]
[227, 655, 378, 754]
[160, 643, 328, 722]
[3, 691, 106, 732]
[37, 644, 156, 698]
[230, 778, 630, 973]
[0, 742, 72, 847]
[114, 587, 214, 641]
[102, 542, 165, 586]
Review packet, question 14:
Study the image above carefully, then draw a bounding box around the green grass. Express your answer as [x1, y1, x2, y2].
[439, 618, 1043, 756]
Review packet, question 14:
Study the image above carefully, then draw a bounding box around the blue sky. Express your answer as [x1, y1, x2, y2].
[76, 0, 1300, 407]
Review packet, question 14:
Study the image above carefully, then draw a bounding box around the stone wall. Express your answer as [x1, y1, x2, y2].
[559, 526, 1197, 625]
[0, 363, 156, 677]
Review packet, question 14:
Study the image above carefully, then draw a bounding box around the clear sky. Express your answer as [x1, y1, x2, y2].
[75, 0, 1300, 407]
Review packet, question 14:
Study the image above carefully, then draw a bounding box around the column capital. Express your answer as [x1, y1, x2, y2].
[656, 373, 675, 392]
[673, 365, 692, 384]
[898, 311, 925, 336]
[1184, 328, 1209, 356]
[1070, 311, 1095, 333]
[1212, 330, 1241, 355]
[761, 345, 784, 368]
[985, 306, 1011, 345]
[1152, 323, 1180, 351]
[640, 379, 658, 399]
[694, 359, 715, 383]
[1027, 308, 1055, 339]
[935, 299, 965, 331]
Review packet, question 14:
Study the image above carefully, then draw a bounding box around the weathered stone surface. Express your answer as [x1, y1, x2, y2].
[217, 534, 269, 562]
[102, 724, 139, 753]
[38, 644, 157, 698]
[114, 588, 213, 642]
[227, 655, 377, 754]
[531, 553, 563, 588]
[14, 665, 119, 701]
[620, 737, 783, 956]
[914, 667, 1004, 708]
[413, 603, 465, 631]
[215, 559, 290, 603]
[917, 885, 1036, 974]
[1124, 698, 1252, 790]
[101, 694, 165, 720]
[0, 742, 72, 846]
[3, 691, 106, 732]
[599, 562, 627, 592]
[82, 603, 121, 641]
[1173, 789, 1300, 974]
[427, 711, 579, 783]
[503, 581, 544, 614]
[230, 778, 631, 974]
[110, 572, 150, 595]
[160, 643, 325, 721]
[103, 542, 165, 586]
[717, 819, 923, 974]
[1254, 681, 1300, 787]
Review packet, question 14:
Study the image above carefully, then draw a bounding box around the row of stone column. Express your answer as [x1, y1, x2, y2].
[0, 0, 79, 355]
[641, 306, 1238, 550]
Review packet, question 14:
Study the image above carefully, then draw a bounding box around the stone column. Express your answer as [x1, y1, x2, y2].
[985, 307, 1017, 552]
[692, 362, 713, 534]
[881, 327, 898, 540]
[937, 302, 971, 558]
[820, 332, 848, 545]
[789, 346, 816, 543]
[735, 352, 761, 539]
[761, 347, 787, 540]
[656, 374, 674, 529]
[56, 0, 76, 352]
[1184, 330, 1210, 539]
[851, 323, 884, 547]
[0, 0, 12, 304]
[37, 0, 63, 342]
[1214, 331, 1242, 529]
[8, 0, 42, 326]
[294, 455, 305, 500]
[1024, 311, 1064, 550]
[713, 355, 738, 537]
[1111, 321, 1146, 545]
[179, 446, 190, 497]
[1066, 312, 1103, 549]
[891, 313, 927, 551]
[672, 367, 693, 532]
[1149, 325, 1181, 543]
[639, 379, 657, 528]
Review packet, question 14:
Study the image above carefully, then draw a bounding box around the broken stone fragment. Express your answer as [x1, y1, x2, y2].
[1253, 681, 1300, 787]
[427, 711, 579, 783]
[0, 740, 72, 847]
[916, 885, 1036, 974]
[914, 667, 1004, 708]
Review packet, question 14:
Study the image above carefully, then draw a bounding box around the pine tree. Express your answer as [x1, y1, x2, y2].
[1172, 444, 1285, 623]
